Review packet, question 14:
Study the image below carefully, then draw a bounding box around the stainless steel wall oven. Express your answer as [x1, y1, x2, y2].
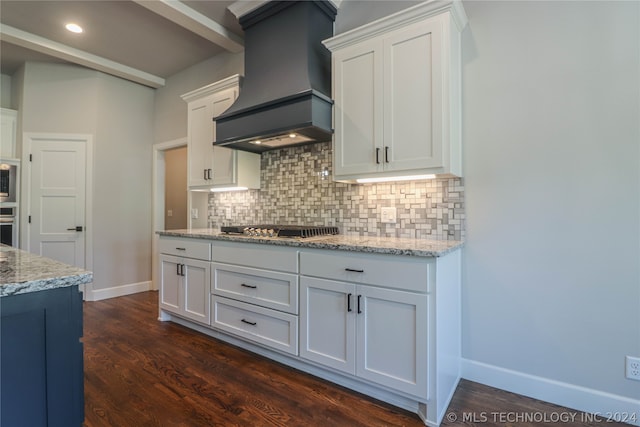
[0, 163, 17, 203]
[0, 207, 16, 246]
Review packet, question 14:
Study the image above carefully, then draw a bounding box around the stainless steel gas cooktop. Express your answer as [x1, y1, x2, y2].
[221, 225, 339, 238]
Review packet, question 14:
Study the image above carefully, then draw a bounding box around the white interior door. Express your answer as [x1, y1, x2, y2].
[29, 138, 86, 268]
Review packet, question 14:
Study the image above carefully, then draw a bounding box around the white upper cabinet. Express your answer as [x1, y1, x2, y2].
[324, 1, 467, 182]
[182, 75, 260, 190]
[1, 108, 18, 159]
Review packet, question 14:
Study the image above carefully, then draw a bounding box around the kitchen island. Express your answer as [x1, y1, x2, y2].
[1, 245, 92, 427]
[157, 229, 462, 427]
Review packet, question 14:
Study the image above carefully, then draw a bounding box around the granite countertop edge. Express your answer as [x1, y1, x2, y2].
[157, 229, 464, 257]
[1, 245, 94, 297]
[1, 272, 93, 297]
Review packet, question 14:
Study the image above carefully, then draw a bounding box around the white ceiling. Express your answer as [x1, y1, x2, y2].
[0, 0, 249, 88]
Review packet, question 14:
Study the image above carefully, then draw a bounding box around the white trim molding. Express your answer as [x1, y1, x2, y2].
[462, 359, 640, 426]
[323, 0, 467, 52]
[1, 25, 165, 88]
[87, 281, 153, 302]
[180, 74, 242, 103]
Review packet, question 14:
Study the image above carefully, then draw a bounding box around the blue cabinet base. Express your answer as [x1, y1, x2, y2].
[1, 286, 84, 427]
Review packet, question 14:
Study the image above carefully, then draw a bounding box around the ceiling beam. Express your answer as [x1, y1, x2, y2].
[0, 24, 165, 88]
[228, 0, 343, 19]
[133, 0, 244, 54]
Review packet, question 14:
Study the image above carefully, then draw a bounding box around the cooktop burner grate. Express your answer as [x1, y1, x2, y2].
[221, 225, 339, 238]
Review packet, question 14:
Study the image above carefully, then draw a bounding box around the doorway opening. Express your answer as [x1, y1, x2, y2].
[152, 138, 187, 291]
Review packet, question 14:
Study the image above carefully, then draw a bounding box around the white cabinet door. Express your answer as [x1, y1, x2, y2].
[211, 88, 239, 187]
[160, 254, 181, 314]
[187, 96, 215, 187]
[159, 254, 210, 325]
[187, 86, 239, 188]
[185, 82, 259, 190]
[357, 286, 428, 398]
[300, 275, 428, 398]
[383, 19, 443, 173]
[327, 10, 462, 181]
[1, 109, 17, 159]
[333, 39, 383, 177]
[182, 258, 211, 324]
[300, 277, 356, 374]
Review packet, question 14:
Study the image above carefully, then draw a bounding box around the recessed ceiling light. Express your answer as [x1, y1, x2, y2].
[65, 23, 83, 34]
[253, 140, 262, 144]
[289, 133, 296, 138]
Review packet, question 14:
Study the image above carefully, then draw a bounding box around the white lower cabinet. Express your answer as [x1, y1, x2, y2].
[157, 235, 461, 426]
[159, 254, 211, 325]
[300, 275, 428, 399]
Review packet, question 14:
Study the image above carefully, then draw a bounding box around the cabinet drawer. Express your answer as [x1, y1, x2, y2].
[212, 263, 298, 314]
[159, 237, 211, 260]
[211, 296, 298, 355]
[300, 250, 430, 293]
[211, 241, 298, 273]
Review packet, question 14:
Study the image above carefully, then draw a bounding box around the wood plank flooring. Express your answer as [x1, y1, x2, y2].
[83, 291, 631, 427]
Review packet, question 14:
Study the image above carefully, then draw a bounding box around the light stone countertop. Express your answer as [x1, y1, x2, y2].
[0, 245, 93, 297]
[158, 229, 463, 257]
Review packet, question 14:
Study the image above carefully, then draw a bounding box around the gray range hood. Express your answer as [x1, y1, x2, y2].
[214, 1, 337, 154]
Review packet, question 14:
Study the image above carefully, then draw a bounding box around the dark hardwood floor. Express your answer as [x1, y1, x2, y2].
[83, 292, 631, 426]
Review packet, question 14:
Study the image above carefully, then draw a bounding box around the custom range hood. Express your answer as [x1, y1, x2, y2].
[214, 0, 337, 153]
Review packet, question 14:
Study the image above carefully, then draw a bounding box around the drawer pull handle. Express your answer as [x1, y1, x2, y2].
[240, 283, 257, 289]
[347, 293, 352, 312]
[357, 295, 362, 314]
[241, 319, 257, 326]
[175, 247, 186, 251]
[345, 268, 364, 273]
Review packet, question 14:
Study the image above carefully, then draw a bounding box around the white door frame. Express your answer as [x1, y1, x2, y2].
[151, 137, 187, 291]
[21, 132, 94, 296]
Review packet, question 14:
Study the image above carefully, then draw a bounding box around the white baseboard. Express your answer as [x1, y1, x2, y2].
[86, 281, 152, 301]
[461, 358, 640, 426]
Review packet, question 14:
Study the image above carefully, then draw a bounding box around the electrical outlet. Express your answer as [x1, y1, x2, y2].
[626, 356, 640, 381]
[381, 207, 397, 224]
[191, 208, 198, 219]
[167, 209, 173, 217]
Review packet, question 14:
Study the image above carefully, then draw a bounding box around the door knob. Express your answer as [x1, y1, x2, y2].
[67, 226, 83, 232]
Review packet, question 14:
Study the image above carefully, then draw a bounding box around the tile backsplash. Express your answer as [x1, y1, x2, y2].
[208, 141, 464, 240]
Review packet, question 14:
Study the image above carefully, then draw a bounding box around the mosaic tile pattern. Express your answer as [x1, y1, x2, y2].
[208, 142, 465, 241]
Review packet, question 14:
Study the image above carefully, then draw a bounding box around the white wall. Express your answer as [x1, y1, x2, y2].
[164, 146, 188, 230]
[154, 52, 243, 143]
[337, 0, 639, 417]
[20, 62, 155, 297]
[461, 0, 639, 409]
[1, 74, 12, 108]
